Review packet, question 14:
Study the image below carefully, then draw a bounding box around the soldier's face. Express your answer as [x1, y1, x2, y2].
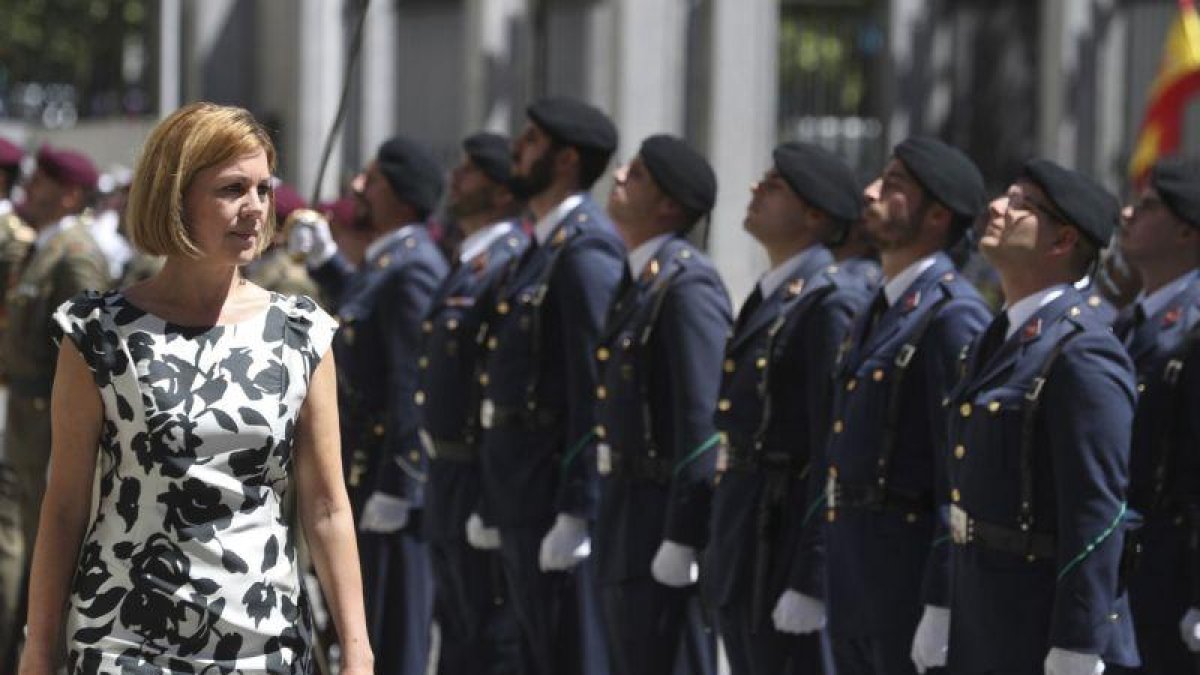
[978, 181, 1059, 267]
[744, 168, 806, 245]
[866, 159, 923, 250]
[447, 155, 499, 222]
[509, 123, 557, 200]
[21, 167, 77, 228]
[355, 161, 408, 232]
[608, 156, 666, 239]
[181, 149, 271, 265]
[1119, 185, 1194, 267]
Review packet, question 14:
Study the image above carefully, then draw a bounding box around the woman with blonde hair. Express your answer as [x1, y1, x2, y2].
[19, 102, 372, 674]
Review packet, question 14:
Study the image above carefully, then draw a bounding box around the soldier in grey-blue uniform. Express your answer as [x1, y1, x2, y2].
[471, 97, 623, 675]
[703, 142, 871, 675]
[418, 132, 527, 675]
[823, 137, 992, 675]
[1108, 157, 1200, 674]
[591, 134, 729, 675]
[840, 177, 884, 289]
[297, 136, 449, 675]
[945, 160, 1140, 675]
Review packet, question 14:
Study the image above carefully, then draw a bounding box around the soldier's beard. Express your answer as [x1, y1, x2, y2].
[447, 189, 495, 221]
[508, 150, 555, 200]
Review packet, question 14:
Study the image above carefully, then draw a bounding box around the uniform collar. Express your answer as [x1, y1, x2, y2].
[1136, 269, 1199, 322]
[882, 254, 939, 306]
[1005, 284, 1069, 339]
[364, 223, 420, 265]
[0, 199, 10, 218]
[759, 244, 821, 299]
[627, 233, 674, 280]
[33, 214, 75, 250]
[533, 193, 585, 246]
[459, 220, 514, 264]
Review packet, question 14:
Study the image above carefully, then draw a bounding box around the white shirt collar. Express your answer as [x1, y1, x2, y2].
[34, 215, 75, 250]
[883, 254, 938, 306]
[0, 199, 10, 218]
[1005, 284, 1069, 339]
[1137, 269, 1199, 321]
[365, 223, 420, 265]
[627, 233, 674, 279]
[459, 220, 515, 264]
[533, 193, 585, 246]
[759, 245, 820, 299]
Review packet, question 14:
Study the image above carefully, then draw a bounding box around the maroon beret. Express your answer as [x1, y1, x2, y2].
[37, 145, 99, 190]
[0, 138, 22, 168]
[319, 196, 361, 231]
[272, 182, 307, 223]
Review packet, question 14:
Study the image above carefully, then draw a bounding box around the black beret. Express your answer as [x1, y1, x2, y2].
[1151, 156, 1200, 228]
[527, 97, 618, 155]
[376, 135, 444, 216]
[1021, 159, 1119, 246]
[639, 134, 717, 216]
[893, 137, 985, 222]
[771, 141, 860, 222]
[463, 132, 512, 185]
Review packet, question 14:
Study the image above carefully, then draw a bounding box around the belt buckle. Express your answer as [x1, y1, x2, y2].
[950, 504, 969, 544]
[597, 443, 612, 475]
[480, 399, 495, 429]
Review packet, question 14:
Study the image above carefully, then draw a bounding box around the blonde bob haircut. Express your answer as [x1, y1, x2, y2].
[126, 102, 277, 258]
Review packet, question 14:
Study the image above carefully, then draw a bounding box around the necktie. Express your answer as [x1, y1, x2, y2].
[974, 313, 1010, 368]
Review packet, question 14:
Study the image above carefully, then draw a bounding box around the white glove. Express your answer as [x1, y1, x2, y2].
[910, 605, 950, 673]
[650, 540, 698, 587]
[1180, 607, 1200, 652]
[287, 211, 337, 267]
[537, 513, 591, 571]
[1044, 648, 1104, 675]
[771, 589, 826, 634]
[358, 493, 409, 533]
[465, 512, 501, 550]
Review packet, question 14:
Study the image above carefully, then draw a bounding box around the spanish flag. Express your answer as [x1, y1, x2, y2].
[1129, 0, 1200, 184]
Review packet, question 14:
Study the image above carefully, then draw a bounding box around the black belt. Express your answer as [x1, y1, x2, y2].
[832, 482, 934, 514]
[950, 505, 1056, 560]
[430, 438, 476, 463]
[723, 444, 800, 475]
[606, 451, 672, 483]
[479, 400, 558, 431]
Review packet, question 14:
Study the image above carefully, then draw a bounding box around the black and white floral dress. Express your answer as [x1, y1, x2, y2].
[52, 290, 337, 674]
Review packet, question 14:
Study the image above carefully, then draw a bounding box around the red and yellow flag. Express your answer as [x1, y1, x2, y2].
[1129, 0, 1200, 184]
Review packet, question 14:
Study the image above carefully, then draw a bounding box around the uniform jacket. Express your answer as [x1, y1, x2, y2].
[1119, 275, 1200, 632]
[477, 195, 623, 528]
[823, 251, 990, 638]
[702, 246, 871, 610]
[4, 216, 110, 466]
[419, 223, 528, 541]
[321, 226, 448, 511]
[945, 286, 1138, 672]
[591, 236, 731, 585]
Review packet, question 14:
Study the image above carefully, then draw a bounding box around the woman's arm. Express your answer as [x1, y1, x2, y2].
[19, 341, 101, 673]
[294, 349, 373, 672]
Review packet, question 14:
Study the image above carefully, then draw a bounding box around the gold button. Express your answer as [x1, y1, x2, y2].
[596, 386, 607, 400]
[959, 403, 972, 418]
[905, 513, 917, 523]
[1109, 612, 1119, 621]
[595, 425, 607, 439]
[497, 302, 510, 315]
[723, 359, 735, 373]
[846, 378, 857, 391]
[409, 451, 420, 461]
[718, 399, 732, 412]
[32, 398, 46, 412]
[422, 321, 433, 333]
[951, 489, 961, 503]
[755, 357, 767, 369]
[832, 419, 844, 434]
[872, 369, 884, 382]
[446, 319, 459, 330]
[987, 401, 1001, 413]
[418, 356, 428, 369]
[373, 424, 385, 436]
[827, 511, 836, 523]
[597, 347, 610, 362]
[414, 391, 426, 405]
[487, 336, 498, 350]
[479, 373, 490, 386]
[1137, 383, 1146, 393]
[954, 444, 965, 459]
